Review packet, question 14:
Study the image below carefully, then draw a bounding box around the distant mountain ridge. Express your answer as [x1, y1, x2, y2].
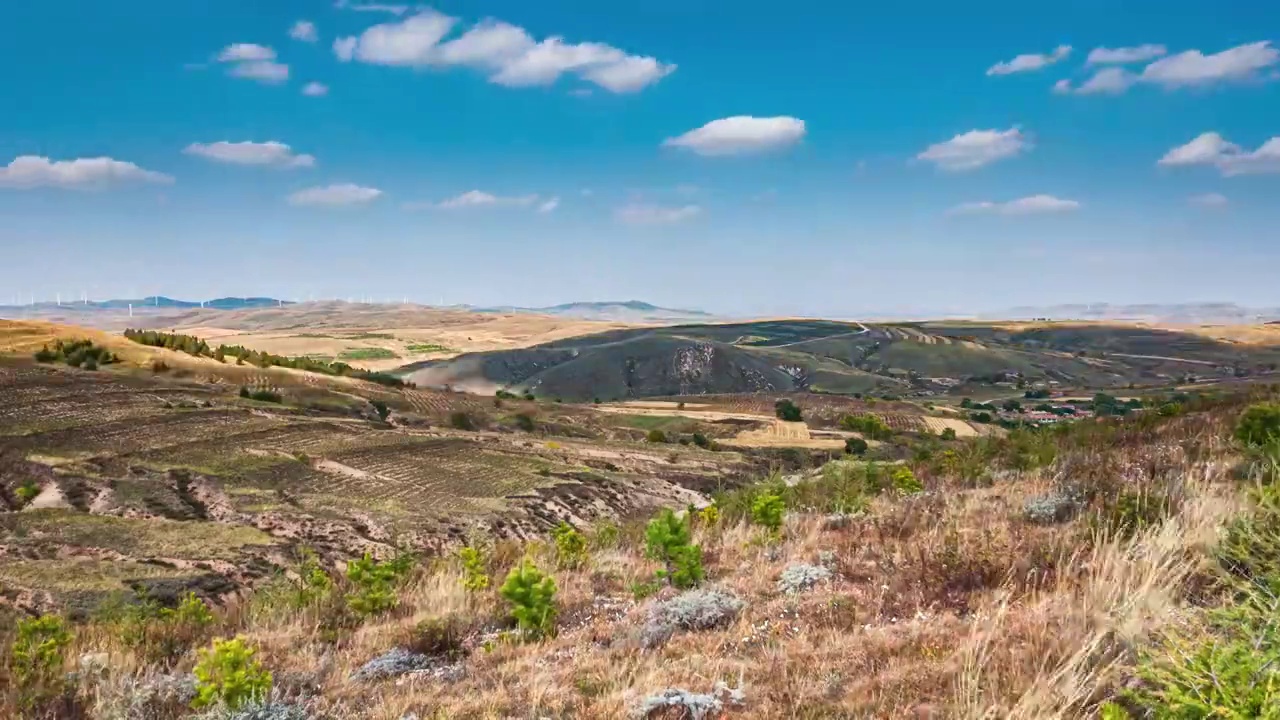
[0, 297, 291, 313]
[471, 300, 715, 322]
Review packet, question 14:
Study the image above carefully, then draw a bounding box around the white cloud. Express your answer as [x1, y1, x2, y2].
[229, 61, 290, 83]
[333, 10, 674, 93]
[916, 127, 1030, 171]
[290, 21, 318, 43]
[1059, 42, 1277, 96]
[218, 44, 276, 62]
[216, 44, 289, 84]
[537, 197, 560, 213]
[334, 0, 410, 14]
[1086, 44, 1167, 65]
[1057, 67, 1138, 95]
[1140, 41, 1278, 87]
[183, 141, 316, 168]
[0, 156, 173, 190]
[288, 183, 382, 206]
[1158, 132, 1280, 176]
[986, 45, 1071, 75]
[302, 82, 330, 96]
[615, 203, 701, 225]
[333, 37, 357, 62]
[1189, 192, 1228, 208]
[663, 116, 806, 156]
[434, 190, 539, 209]
[949, 194, 1081, 215]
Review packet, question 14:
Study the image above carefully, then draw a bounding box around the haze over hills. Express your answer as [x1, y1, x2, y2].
[991, 302, 1280, 324]
[470, 300, 716, 323]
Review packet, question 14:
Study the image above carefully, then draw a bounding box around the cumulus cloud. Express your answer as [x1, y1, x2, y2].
[1059, 41, 1276, 96]
[333, 10, 674, 93]
[290, 21, 318, 43]
[949, 194, 1081, 215]
[1189, 192, 1228, 208]
[302, 82, 330, 96]
[916, 127, 1030, 171]
[663, 116, 806, 156]
[288, 183, 382, 206]
[183, 141, 316, 168]
[1086, 44, 1167, 65]
[1141, 41, 1278, 87]
[537, 197, 560, 213]
[216, 44, 289, 84]
[1158, 132, 1280, 176]
[218, 44, 276, 62]
[987, 45, 1071, 75]
[0, 156, 173, 190]
[615, 203, 702, 225]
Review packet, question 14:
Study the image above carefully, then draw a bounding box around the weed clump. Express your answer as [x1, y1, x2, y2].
[777, 563, 832, 594]
[1023, 489, 1081, 525]
[640, 587, 744, 649]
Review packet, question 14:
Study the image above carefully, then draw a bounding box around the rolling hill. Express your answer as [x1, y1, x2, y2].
[402, 319, 1280, 401]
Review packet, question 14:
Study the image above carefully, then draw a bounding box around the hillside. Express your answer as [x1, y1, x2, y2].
[404, 319, 1280, 401]
[2, 352, 1276, 717]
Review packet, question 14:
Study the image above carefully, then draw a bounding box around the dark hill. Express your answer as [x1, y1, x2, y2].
[402, 320, 1280, 401]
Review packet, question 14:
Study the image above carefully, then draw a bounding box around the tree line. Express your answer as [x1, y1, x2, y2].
[124, 329, 409, 388]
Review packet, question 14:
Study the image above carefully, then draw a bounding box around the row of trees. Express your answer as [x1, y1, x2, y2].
[123, 329, 408, 388]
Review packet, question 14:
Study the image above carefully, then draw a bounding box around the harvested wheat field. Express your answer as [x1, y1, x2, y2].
[719, 419, 848, 449]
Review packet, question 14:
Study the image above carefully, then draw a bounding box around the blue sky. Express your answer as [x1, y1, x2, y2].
[1, 1, 1277, 317]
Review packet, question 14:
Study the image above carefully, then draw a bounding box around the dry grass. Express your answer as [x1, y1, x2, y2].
[1, 397, 1265, 719]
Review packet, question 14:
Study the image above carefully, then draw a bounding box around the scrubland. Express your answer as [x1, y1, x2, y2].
[3, 389, 1280, 719]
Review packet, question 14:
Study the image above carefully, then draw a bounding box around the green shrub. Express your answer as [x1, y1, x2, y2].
[9, 614, 73, 707]
[691, 432, 711, 449]
[646, 429, 668, 443]
[775, 399, 803, 422]
[293, 548, 333, 607]
[552, 522, 588, 570]
[1125, 589, 1280, 717]
[940, 427, 958, 441]
[499, 560, 558, 641]
[514, 413, 536, 432]
[1094, 490, 1173, 539]
[450, 412, 475, 431]
[644, 509, 704, 589]
[458, 546, 490, 592]
[1236, 403, 1280, 448]
[890, 466, 923, 495]
[370, 399, 390, 421]
[345, 552, 408, 616]
[839, 413, 893, 440]
[192, 637, 272, 710]
[844, 437, 869, 456]
[15, 480, 40, 505]
[750, 493, 787, 537]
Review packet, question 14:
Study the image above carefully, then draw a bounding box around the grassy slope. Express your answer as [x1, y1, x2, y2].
[3, 390, 1274, 718]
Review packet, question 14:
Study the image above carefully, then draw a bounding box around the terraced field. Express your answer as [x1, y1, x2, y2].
[0, 357, 764, 614]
